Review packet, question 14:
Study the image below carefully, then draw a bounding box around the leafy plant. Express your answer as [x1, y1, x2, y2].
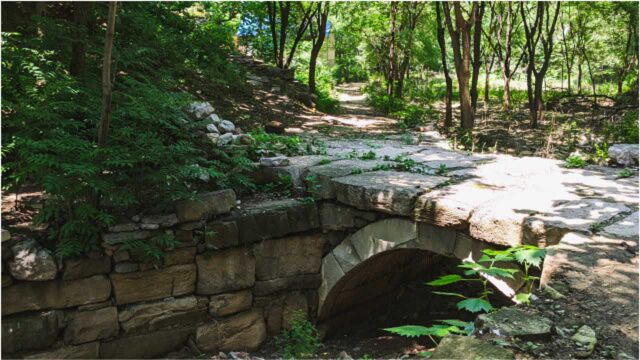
[617, 168, 634, 178]
[564, 155, 587, 168]
[360, 150, 377, 160]
[435, 163, 449, 176]
[275, 310, 322, 359]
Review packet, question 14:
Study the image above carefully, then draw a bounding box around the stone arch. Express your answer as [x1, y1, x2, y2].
[318, 218, 522, 324]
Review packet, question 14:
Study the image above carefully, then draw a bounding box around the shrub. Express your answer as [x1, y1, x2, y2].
[564, 155, 587, 168]
[275, 310, 322, 359]
[605, 110, 639, 144]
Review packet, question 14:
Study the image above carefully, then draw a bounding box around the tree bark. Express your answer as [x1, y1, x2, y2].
[97, 2, 117, 149]
[387, 2, 398, 96]
[308, 3, 329, 93]
[436, 3, 453, 129]
[470, 2, 485, 111]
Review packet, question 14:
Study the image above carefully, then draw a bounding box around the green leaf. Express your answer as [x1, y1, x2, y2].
[383, 325, 436, 338]
[513, 246, 546, 268]
[417, 351, 433, 358]
[432, 291, 466, 298]
[457, 298, 493, 313]
[437, 319, 471, 328]
[480, 267, 519, 279]
[514, 293, 532, 304]
[427, 274, 463, 286]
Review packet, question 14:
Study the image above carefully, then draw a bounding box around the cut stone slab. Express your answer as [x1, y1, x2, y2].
[603, 211, 639, 239]
[253, 155, 326, 191]
[346, 218, 417, 261]
[477, 307, 553, 338]
[175, 189, 236, 222]
[64, 306, 119, 344]
[408, 148, 487, 169]
[332, 171, 449, 216]
[100, 326, 194, 359]
[108, 223, 140, 232]
[140, 213, 179, 227]
[205, 220, 239, 249]
[118, 295, 208, 333]
[235, 199, 319, 244]
[209, 290, 253, 317]
[163, 246, 197, 266]
[253, 233, 324, 280]
[305, 159, 396, 199]
[24, 342, 100, 359]
[101, 230, 153, 246]
[414, 181, 506, 229]
[524, 199, 630, 245]
[253, 273, 321, 296]
[110, 264, 196, 305]
[2, 275, 111, 316]
[196, 247, 255, 295]
[2, 310, 63, 353]
[320, 202, 376, 231]
[195, 309, 267, 352]
[431, 335, 514, 360]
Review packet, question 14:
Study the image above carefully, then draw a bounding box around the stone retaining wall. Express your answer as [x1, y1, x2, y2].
[1, 188, 393, 358]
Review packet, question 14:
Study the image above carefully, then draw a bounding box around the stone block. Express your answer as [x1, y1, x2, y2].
[415, 223, 457, 256]
[100, 326, 194, 359]
[305, 159, 396, 199]
[118, 295, 208, 333]
[110, 264, 196, 305]
[195, 310, 266, 352]
[108, 223, 140, 232]
[24, 342, 100, 359]
[253, 234, 324, 281]
[64, 306, 119, 345]
[209, 290, 253, 317]
[236, 199, 319, 244]
[164, 246, 197, 266]
[140, 213, 179, 228]
[253, 274, 322, 296]
[175, 190, 236, 223]
[63, 253, 111, 280]
[2, 275, 111, 316]
[477, 307, 553, 339]
[320, 202, 376, 231]
[101, 230, 153, 246]
[2, 310, 62, 353]
[204, 221, 239, 249]
[196, 248, 255, 295]
[332, 171, 448, 216]
[431, 335, 514, 359]
[347, 218, 417, 261]
[9, 239, 58, 281]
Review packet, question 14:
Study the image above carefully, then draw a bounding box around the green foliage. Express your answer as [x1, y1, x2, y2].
[275, 310, 322, 360]
[564, 155, 587, 168]
[617, 168, 634, 178]
[594, 143, 609, 163]
[435, 163, 449, 176]
[359, 150, 377, 160]
[249, 129, 304, 158]
[120, 233, 180, 262]
[605, 111, 639, 144]
[386, 246, 546, 343]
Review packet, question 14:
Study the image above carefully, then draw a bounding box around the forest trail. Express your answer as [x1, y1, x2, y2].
[292, 83, 399, 136]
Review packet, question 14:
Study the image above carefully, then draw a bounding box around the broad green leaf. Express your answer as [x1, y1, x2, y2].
[513, 247, 546, 268]
[417, 351, 433, 358]
[383, 325, 436, 338]
[437, 319, 471, 328]
[427, 274, 462, 286]
[480, 267, 519, 279]
[457, 298, 493, 313]
[514, 293, 532, 304]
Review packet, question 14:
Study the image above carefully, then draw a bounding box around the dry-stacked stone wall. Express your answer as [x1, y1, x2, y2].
[1, 190, 384, 359]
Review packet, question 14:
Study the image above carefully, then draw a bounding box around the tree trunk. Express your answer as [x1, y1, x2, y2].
[70, 2, 92, 76]
[97, 2, 117, 149]
[470, 3, 485, 111]
[436, 3, 453, 128]
[308, 3, 328, 93]
[387, 2, 398, 96]
[308, 49, 319, 93]
[531, 75, 544, 128]
[577, 61, 583, 94]
[502, 75, 511, 111]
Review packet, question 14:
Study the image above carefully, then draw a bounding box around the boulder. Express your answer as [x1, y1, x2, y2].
[175, 189, 236, 223]
[209, 290, 253, 317]
[2, 275, 112, 316]
[196, 248, 255, 295]
[218, 133, 234, 146]
[431, 335, 514, 360]
[2, 310, 63, 353]
[100, 326, 195, 359]
[477, 307, 553, 338]
[24, 342, 100, 359]
[206, 133, 220, 146]
[9, 239, 58, 281]
[186, 102, 215, 120]
[195, 310, 267, 352]
[608, 144, 639, 166]
[218, 120, 236, 134]
[64, 307, 119, 345]
[259, 156, 290, 167]
[205, 113, 222, 125]
[63, 253, 111, 280]
[206, 123, 220, 134]
[118, 295, 208, 333]
[110, 264, 196, 305]
[253, 234, 325, 281]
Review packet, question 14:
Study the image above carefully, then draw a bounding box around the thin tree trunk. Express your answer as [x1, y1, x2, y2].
[308, 3, 329, 93]
[436, 3, 453, 128]
[532, 75, 544, 128]
[97, 2, 117, 149]
[577, 61, 583, 94]
[470, 2, 485, 111]
[387, 2, 398, 97]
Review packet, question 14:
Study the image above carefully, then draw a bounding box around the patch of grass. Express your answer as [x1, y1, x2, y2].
[350, 168, 364, 175]
[359, 150, 377, 160]
[617, 168, 634, 179]
[564, 155, 587, 168]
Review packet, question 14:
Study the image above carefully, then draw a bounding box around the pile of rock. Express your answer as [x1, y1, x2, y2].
[185, 102, 254, 147]
[607, 144, 639, 167]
